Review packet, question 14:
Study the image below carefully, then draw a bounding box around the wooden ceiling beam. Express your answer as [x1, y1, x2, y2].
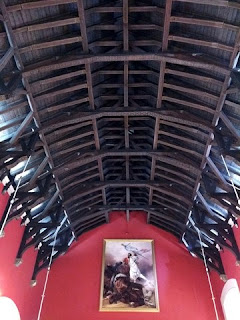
[49, 130, 94, 148]
[162, 95, 215, 115]
[31, 69, 86, 87]
[164, 82, 219, 101]
[14, 16, 80, 34]
[170, 16, 239, 31]
[23, 52, 229, 77]
[152, 190, 190, 208]
[27, 157, 48, 190]
[185, 31, 240, 233]
[61, 165, 99, 184]
[165, 67, 223, 86]
[0, 47, 14, 72]
[54, 150, 200, 175]
[173, 0, 240, 8]
[0, 2, 75, 240]
[6, 0, 76, 12]
[9, 112, 34, 145]
[129, 6, 164, 13]
[63, 181, 191, 206]
[19, 35, 82, 54]
[77, 0, 106, 207]
[220, 111, 240, 142]
[123, 0, 130, 217]
[34, 83, 87, 100]
[86, 5, 164, 14]
[2, 0, 239, 268]
[155, 164, 196, 183]
[149, 0, 172, 201]
[40, 97, 89, 116]
[41, 109, 212, 133]
[154, 172, 193, 191]
[152, 197, 188, 215]
[206, 157, 232, 191]
[168, 35, 234, 52]
[67, 194, 103, 213]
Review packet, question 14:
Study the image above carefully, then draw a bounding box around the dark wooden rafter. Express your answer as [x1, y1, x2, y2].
[0, 1, 74, 277]
[184, 30, 240, 221]
[0, 0, 239, 279]
[0, 2, 65, 200]
[23, 52, 229, 77]
[174, 0, 240, 8]
[123, 0, 130, 220]
[76, 0, 107, 209]
[149, 0, 173, 209]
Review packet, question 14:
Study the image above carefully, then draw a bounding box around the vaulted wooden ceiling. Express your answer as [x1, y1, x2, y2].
[0, 0, 240, 283]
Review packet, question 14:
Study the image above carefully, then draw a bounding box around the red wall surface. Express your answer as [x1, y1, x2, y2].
[211, 225, 240, 318]
[0, 183, 46, 320]
[41, 211, 222, 320]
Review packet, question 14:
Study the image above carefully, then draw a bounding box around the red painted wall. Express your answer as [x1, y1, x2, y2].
[0, 183, 46, 320]
[41, 211, 222, 320]
[211, 225, 240, 318]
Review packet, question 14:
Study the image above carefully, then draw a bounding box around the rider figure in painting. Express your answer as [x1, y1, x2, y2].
[127, 252, 148, 283]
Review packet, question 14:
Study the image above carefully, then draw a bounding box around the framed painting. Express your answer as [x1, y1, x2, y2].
[99, 239, 159, 312]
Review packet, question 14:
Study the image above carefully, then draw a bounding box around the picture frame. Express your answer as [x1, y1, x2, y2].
[99, 239, 159, 312]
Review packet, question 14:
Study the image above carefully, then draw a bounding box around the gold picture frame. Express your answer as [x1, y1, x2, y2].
[99, 239, 159, 312]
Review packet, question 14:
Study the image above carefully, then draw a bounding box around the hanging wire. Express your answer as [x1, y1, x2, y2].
[0, 155, 32, 237]
[195, 225, 220, 320]
[37, 215, 67, 320]
[221, 154, 240, 204]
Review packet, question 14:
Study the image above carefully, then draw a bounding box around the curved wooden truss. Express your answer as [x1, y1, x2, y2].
[0, 0, 240, 281]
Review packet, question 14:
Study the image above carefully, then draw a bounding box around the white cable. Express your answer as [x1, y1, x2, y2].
[196, 227, 220, 320]
[37, 215, 67, 320]
[221, 155, 240, 204]
[0, 155, 31, 236]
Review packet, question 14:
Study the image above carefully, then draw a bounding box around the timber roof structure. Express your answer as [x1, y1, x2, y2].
[0, 0, 240, 282]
